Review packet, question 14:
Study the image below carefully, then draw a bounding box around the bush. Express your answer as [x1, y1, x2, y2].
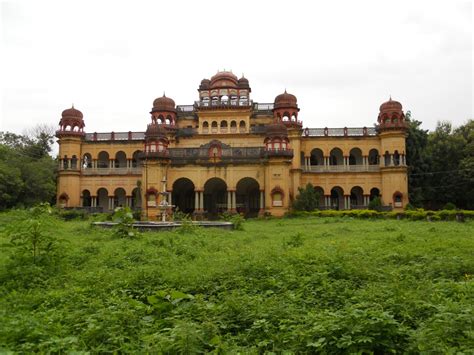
[112, 207, 138, 238]
[58, 209, 89, 221]
[368, 197, 382, 210]
[293, 183, 321, 211]
[443, 202, 457, 210]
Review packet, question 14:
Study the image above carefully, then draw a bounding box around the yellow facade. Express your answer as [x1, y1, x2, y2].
[56, 71, 408, 219]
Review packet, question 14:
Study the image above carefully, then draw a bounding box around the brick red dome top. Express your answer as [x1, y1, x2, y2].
[379, 97, 402, 113]
[61, 105, 83, 119]
[265, 122, 288, 138]
[199, 79, 210, 90]
[210, 71, 238, 89]
[274, 90, 298, 109]
[152, 94, 176, 113]
[145, 123, 168, 140]
[238, 76, 250, 89]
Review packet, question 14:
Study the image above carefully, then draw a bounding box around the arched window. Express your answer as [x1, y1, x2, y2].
[393, 191, 403, 207]
[384, 151, 391, 166]
[368, 149, 379, 165]
[271, 187, 284, 207]
[239, 120, 246, 132]
[393, 150, 400, 166]
[71, 155, 78, 169]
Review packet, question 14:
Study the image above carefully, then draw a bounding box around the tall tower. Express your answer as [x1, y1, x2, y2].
[141, 96, 174, 219]
[272, 90, 302, 205]
[377, 98, 409, 209]
[56, 105, 85, 207]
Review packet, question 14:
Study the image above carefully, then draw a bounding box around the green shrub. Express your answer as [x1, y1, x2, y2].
[293, 183, 321, 211]
[368, 197, 382, 210]
[112, 207, 138, 238]
[443, 202, 457, 210]
[58, 209, 89, 221]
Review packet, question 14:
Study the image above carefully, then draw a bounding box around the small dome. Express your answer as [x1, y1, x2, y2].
[210, 70, 238, 89]
[238, 76, 250, 89]
[274, 90, 298, 109]
[145, 123, 168, 140]
[152, 94, 176, 113]
[379, 97, 402, 112]
[265, 122, 288, 138]
[61, 105, 83, 119]
[199, 79, 210, 90]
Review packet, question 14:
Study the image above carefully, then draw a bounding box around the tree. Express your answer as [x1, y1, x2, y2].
[0, 126, 57, 209]
[405, 112, 430, 207]
[293, 183, 321, 211]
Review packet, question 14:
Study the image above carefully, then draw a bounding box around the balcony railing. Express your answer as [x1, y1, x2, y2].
[85, 132, 145, 141]
[264, 148, 294, 158]
[303, 165, 381, 173]
[81, 167, 142, 175]
[303, 127, 377, 137]
[195, 100, 252, 109]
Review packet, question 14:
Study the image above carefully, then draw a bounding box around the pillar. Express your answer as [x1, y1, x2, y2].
[108, 196, 114, 211]
[194, 191, 199, 211]
[390, 155, 394, 166]
[344, 156, 348, 166]
[324, 195, 330, 208]
[231, 191, 236, 212]
[91, 196, 97, 207]
[199, 191, 204, 210]
[227, 191, 232, 211]
[363, 156, 368, 166]
[364, 195, 370, 207]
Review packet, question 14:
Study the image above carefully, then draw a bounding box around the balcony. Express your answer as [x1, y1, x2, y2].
[303, 127, 377, 137]
[195, 99, 252, 110]
[81, 167, 142, 175]
[264, 148, 294, 158]
[303, 165, 381, 173]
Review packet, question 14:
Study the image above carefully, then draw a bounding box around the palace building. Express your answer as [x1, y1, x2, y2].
[56, 70, 409, 219]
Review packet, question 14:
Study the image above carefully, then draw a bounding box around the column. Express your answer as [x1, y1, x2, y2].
[364, 195, 370, 207]
[325, 195, 330, 208]
[109, 197, 114, 211]
[344, 195, 350, 210]
[194, 191, 199, 211]
[390, 155, 394, 166]
[344, 156, 348, 166]
[167, 191, 172, 204]
[199, 191, 204, 210]
[363, 156, 368, 166]
[259, 190, 265, 214]
[231, 191, 236, 212]
[91, 196, 97, 207]
[227, 191, 232, 211]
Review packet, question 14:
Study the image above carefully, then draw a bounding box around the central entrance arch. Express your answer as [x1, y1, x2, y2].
[204, 177, 227, 218]
[236, 177, 260, 217]
[172, 178, 195, 214]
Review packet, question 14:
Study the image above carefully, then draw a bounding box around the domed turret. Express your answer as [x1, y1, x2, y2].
[238, 76, 250, 90]
[199, 79, 210, 90]
[152, 94, 176, 113]
[150, 94, 177, 126]
[272, 90, 301, 127]
[144, 123, 169, 157]
[209, 71, 238, 89]
[377, 97, 407, 131]
[56, 105, 85, 136]
[274, 90, 298, 110]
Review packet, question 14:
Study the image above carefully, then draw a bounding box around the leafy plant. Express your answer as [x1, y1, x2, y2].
[293, 183, 321, 211]
[112, 207, 138, 238]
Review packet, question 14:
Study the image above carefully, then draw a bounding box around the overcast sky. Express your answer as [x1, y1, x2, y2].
[1, 0, 472, 137]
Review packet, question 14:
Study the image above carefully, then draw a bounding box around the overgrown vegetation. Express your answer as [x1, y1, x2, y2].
[0, 211, 472, 353]
[0, 127, 57, 209]
[406, 117, 474, 209]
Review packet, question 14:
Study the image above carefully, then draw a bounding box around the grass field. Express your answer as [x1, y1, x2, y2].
[1, 210, 473, 353]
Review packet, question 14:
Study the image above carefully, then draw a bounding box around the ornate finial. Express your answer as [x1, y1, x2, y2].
[72, 103, 74, 108]
[242, 73, 245, 78]
[163, 91, 166, 97]
[284, 88, 287, 93]
[389, 95, 392, 101]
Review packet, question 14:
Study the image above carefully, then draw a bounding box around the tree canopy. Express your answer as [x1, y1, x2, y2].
[0, 126, 57, 210]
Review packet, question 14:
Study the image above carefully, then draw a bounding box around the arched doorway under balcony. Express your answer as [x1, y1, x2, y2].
[204, 178, 227, 218]
[330, 186, 344, 210]
[172, 178, 195, 214]
[236, 177, 260, 217]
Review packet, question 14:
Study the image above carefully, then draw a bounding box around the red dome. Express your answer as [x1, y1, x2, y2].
[265, 122, 288, 138]
[210, 71, 238, 89]
[145, 123, 168, 140]
[274, 90, 298, 109]
[61, 105, 83, 119]
[152, 94, 176, 113]
[379, 97, 402, 112]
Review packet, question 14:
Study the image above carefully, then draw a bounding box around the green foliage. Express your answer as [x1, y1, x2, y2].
[112, 207, 138, 238]
[443, 202, 456, 210]
[220, 212, 245, 231]
[58, 209, 89, 220]
[367, 196, 382, 210]
[0, 127, 56, 209]
[0, 212, 473, 353]
[406, 118, 474, 209]
[292, 182, 321, 211]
